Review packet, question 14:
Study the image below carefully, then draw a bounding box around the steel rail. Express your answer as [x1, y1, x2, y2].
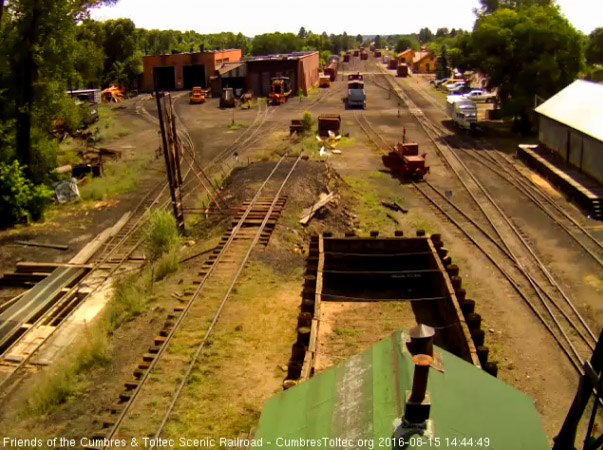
[354, 90, 593, 372]
[100, 153, 294, 449]
[0, 95, 198, 392]
[414, 118, 598, 346]
[149, 153, 303, 448]
[461, 148, 603, 268]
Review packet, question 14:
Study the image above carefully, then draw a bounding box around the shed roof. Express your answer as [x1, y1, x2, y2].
[535, 79, 603, 143]
[254, 330, 548, 449]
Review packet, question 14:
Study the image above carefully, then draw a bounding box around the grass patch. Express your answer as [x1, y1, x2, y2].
[228, 121, 245, 131]
[88, 104, 132, 143]
[333, 327, 360, 336]
[341, 172, 394, 231]
[79, 158, 150, 201]
[23, 324, 110, 416]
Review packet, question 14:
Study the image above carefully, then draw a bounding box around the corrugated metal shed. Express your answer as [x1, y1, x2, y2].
[535, 80, 603, 143]
[218, 62, 246, 78]
[255, 330, 548, 449]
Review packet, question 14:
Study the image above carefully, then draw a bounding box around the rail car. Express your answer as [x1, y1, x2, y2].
[446, 96, 477, 131]
[397, 64, 409, 77]
[324, 56, 339, 81]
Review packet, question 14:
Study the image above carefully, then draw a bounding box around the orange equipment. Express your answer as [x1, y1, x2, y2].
[101, 84, 125, 103]
[382, 142, 430, 180]
[189, 86, 207, 104]
[268, 77, 292, 105]
[319, 75, 331, 88]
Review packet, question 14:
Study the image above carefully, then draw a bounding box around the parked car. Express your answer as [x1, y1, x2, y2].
[461, 89, 497, 103]
[449, 84, 472, 95]
[433, 78, 449, 87]
[446, 81, 466, 92]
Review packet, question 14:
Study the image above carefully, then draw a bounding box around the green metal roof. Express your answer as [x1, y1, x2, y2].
[255, 330, 548, 450]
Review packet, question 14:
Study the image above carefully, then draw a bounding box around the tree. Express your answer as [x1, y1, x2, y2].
[298, 26, 307, 39]
[436, 28, 449, 38]
[471, 6, 583, 130]
[435, 45, 450, 79]
[395, 37, 417, 53]
[374, 35, 381, 49]
[418, 27, 433, 44]
[356, 34, 363, 43]
[478, 0, 552, 14]
[586, 27, 603, 65]
[2, 0, 114, 182]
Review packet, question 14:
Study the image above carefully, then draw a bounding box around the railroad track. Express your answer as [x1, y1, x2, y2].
[0, 93, 207, 393]
[353, 79, 598, 379]
[86, 152, 302, 450]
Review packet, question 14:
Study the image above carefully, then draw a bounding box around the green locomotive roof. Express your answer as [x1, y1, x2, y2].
[254, 329, 548, 450]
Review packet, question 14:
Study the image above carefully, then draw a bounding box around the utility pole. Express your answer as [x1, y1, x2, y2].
[154, 72, 185, 233]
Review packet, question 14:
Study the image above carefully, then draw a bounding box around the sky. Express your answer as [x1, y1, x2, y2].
[90, 0, 601, 36]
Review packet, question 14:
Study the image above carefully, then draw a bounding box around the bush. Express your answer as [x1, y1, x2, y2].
[0, 160, 53, 225]
[145, 209, 181, 261]
[301, 111, 313, 132]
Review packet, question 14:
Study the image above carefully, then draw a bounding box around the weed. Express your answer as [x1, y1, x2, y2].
[228, 121, 245, 131]
[154, 250, 179, 281]
[301, 111, 313, 131]
[108, 272, 150, 329]
[145, 209, 181, 261]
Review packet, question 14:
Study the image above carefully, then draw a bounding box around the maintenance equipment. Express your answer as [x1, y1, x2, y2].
[189, 86, 207, 104]
[220, 87, 236, 108]
[268, 77, 292, 105]
[382, 142, 430, 179]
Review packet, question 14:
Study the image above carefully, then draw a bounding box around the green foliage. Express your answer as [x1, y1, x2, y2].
[319, 50, 331, 67]
[395, 36, 419, 53]
[477, 0, 553, 14]
[435, 45, 450, 79]
[586, 27, 603, 65]
[251, 32, 302, 55]
[418, 27, 434, 44]
[301, 111, 313, 132]
[471, 6, 583, 125]
[0, 160, 53, 226]
[145, 209, 181, 261]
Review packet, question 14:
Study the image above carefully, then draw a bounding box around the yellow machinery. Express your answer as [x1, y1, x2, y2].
[189, 86, 207, 104]
[319, 75, 331, 88]
[220, 87, 235, 108]
[268, 77, 292, 104]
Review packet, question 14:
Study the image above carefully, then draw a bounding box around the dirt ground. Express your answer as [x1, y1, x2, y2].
[1, 54, 601, 445]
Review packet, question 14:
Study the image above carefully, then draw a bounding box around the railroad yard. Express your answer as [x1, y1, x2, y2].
[0, 51, 602, 449]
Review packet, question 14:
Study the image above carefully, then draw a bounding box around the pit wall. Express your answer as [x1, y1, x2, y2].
[283, 231, 498, 389]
